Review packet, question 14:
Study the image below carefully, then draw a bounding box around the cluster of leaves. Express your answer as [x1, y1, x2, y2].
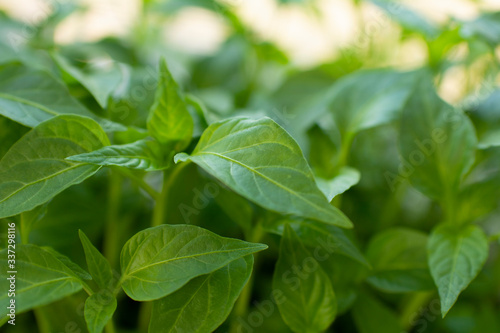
[0, 0, 499, 332]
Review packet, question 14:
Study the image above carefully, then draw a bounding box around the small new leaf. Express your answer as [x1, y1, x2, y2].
[84, 293, 117, 333]
[147, 59, 193, 151]
[79, 230, 114, 290]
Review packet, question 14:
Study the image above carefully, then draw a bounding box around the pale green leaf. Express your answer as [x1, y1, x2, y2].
[428, 224, 489, 317]
[84, 293, 117, 333]
[0, 115, 109, 218]
[0, 244, 83, 316]
[79, 230, 114, 290]
[315, 166, 360, 202]
[467, 89, 500, 149]
[119, 224, 267, 301]
[150, 256, 253, 333]
[67, 139, 171, 171]
[366, 228, 434, 293]
[0, 62, 125, 131]
[175, 117, 352, 228]
[147, 59, 193, 150]
[273, 224, 337, 333]
[328, 69, 417, 137]
[399, 80, 477, 200]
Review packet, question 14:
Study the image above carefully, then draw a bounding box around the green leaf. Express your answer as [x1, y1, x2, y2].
[399, 80, 477, 200]
[84, 293, 117, 333]
[461, 12, 500, 46]
[79, 230, 114, 290]
[20, 202, 49, 242]
[328, 69, 417, 137]
[351, 291, 402, 333]
[0, 244, 83, 316]
[0, 62, 125, 131]
[53, 53, 123, 108]
[265, 218, 369, 267]
[150, 256, 253, 333]
[67, 139, 172, 171]
[366, 228, 434, 293]
[370, 0, 440, 37]
[147, 59, 193, 150]
[315, 167, 361, 202]
[467, 89, 500, 149]
[0, 115, 109, 218]
[272, 224, 337, 333]
[213, 184, 254, 232]
[42, 247, 92, 281]
[175, 117, 352, 228]
[428, 224, 489, 317]
[119, 224, 267, 301]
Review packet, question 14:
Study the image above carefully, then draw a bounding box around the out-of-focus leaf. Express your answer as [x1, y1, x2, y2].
[0, 63, 125, 131]
[467, 89, 500, 149]
[273, 225, 337, 333]
[428, 224, 489, 317]
[351, 291, 402, 333]
[461, 12, 500, 46]
[315, 167, 361, 202]
[399, 80, 477, 200]
[366, 228, 434, 292]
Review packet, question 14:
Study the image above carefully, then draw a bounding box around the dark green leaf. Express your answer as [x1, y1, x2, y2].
[150, 256, 253, 333]
[273, 224, 337, 333]
[68, 139, 172, 171]
[0, 115, 109, 218]
[351, 291, 402, 333]
[84, 293, 117, 333]
[119, 224, 267, 301]
[366, 228, 434, 293]
[175, 117, 352, 228]
[0, 244, 83, 316]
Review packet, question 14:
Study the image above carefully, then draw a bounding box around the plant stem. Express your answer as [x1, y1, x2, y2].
[105, 318, 117, 333]
[229, 221, 264, 333]
[399, 291, 434, 331]
[114, 168, 160, 200]
[104, 172, 122, 268]
[138, 302, 152, 333]
[20, 215, 29, 244]
[332, 132, 355, 207]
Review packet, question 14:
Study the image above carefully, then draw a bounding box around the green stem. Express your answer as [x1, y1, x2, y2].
[229, 221, 264, 333]
[104, 172, 122, 268]
[33, 308, 51, 333]
[331, 132, 355, 208]
[399, 291, 434, 330]
[152, 163, 190, 227]
[138, 302, 152, 333]
[114, 168, 160, 200]
[105, 318, 117, 333]
[20, 215, 29, 244]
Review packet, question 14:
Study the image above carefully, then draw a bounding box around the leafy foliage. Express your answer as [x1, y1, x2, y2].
[1, 1, 499, 332]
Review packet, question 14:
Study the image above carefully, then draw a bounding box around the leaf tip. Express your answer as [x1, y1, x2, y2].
[174, 153, 190, 164]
